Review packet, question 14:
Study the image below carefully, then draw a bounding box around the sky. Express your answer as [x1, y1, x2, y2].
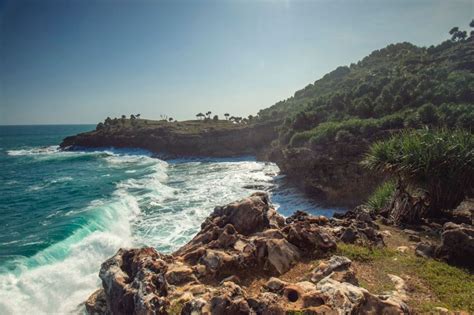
[0, 0, 472, 125]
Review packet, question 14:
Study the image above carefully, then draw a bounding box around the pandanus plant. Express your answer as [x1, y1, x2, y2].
[362, 129, 474, 215]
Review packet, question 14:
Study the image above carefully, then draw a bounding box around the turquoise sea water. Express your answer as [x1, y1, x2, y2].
[0, 125, 343, 314]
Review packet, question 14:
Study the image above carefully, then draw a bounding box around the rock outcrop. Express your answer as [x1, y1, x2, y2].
[435, 222, 474, 270]
[60, 121, 279, 158]
[265, 139, 382, 206]
[86, 193, 409, 314]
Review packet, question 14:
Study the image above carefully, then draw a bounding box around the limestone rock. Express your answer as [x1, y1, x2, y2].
[264, 238, 301, 274]
[98, 247, 170, 315]
[310, 255, 352, 283]
[85, 289, 108, 315]
[85, 193, 411, 314]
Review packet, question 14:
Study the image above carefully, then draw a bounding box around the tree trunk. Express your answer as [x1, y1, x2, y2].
[387, 181, 428, 226]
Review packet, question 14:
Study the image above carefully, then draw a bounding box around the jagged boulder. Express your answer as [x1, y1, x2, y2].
[316, 277, 410, 314]
[435, 222, 474, 270]
[202, 191, 285, 236]
[329, 207, 385, 247]
[86, 193, 410, 314]
[451, 198, 474, 225]
[85, 289, 108, 315]
[98, 247, 170, 315]
[310, 255, 355, 284]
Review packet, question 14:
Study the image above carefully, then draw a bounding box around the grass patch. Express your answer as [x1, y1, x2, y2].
[336, 243, 396, 262]
[337, 243, 474, 312]
[400, 256, 474, 311]
[365, 180, 396, 212]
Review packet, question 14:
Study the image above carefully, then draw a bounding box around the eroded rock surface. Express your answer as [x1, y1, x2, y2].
[435, 222, 474, 270]
[86, 193, 409, 314]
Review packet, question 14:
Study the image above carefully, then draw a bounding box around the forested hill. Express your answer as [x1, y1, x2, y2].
[258, 37, 473, 148]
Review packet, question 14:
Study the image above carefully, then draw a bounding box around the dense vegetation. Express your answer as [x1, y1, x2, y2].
[363, 129, 473, 214]
[258, 23, 473, 148]
[365, 180, 396, 212]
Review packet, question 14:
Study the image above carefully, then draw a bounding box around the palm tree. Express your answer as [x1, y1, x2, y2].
[136, 114, 141, 119]
[169, 117, 174, 122]
[196, 113, 205, 120]
[206, 111, 212, 119]
[224, 113, 230, 120]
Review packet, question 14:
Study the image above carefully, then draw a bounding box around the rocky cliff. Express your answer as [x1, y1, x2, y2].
[264, 138, 382, 207]
[60, 120, 279, 158]
[85, 193, 409, 314]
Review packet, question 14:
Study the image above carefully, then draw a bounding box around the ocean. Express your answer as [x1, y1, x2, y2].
[0, 124, 343, 314]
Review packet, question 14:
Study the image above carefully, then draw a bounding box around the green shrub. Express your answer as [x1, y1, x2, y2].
[366, 180, 396, 212]
[363, 129, 474, 213]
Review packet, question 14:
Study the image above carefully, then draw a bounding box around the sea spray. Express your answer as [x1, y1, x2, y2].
[0, 125, 343, 314]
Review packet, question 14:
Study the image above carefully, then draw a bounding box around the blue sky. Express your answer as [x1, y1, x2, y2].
[0, 0, 472, 125]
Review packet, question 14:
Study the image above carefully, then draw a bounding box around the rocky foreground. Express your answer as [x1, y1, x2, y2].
[86, 193, 413, 314]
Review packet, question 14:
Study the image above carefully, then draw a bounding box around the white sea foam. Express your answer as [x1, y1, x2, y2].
[0, 149, 341, 314]
[0, 196, 138, 314]
[0, 151, 165, 314]
[6, 145, 60, 156]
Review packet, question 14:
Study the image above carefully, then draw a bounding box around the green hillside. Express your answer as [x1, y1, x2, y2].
[258, 32, 473, 148]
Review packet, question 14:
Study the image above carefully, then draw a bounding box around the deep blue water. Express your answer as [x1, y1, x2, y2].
[0, 124, 343, 314]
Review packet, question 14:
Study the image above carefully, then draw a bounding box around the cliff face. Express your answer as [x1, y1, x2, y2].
[265, 139, 381, 207]
[60, 121, 279, 158]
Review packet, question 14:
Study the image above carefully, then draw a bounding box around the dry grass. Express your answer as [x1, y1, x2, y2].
[336, 225, 474, 313]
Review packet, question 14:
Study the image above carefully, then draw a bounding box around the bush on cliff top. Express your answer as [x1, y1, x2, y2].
[362, 129, 474, 213]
